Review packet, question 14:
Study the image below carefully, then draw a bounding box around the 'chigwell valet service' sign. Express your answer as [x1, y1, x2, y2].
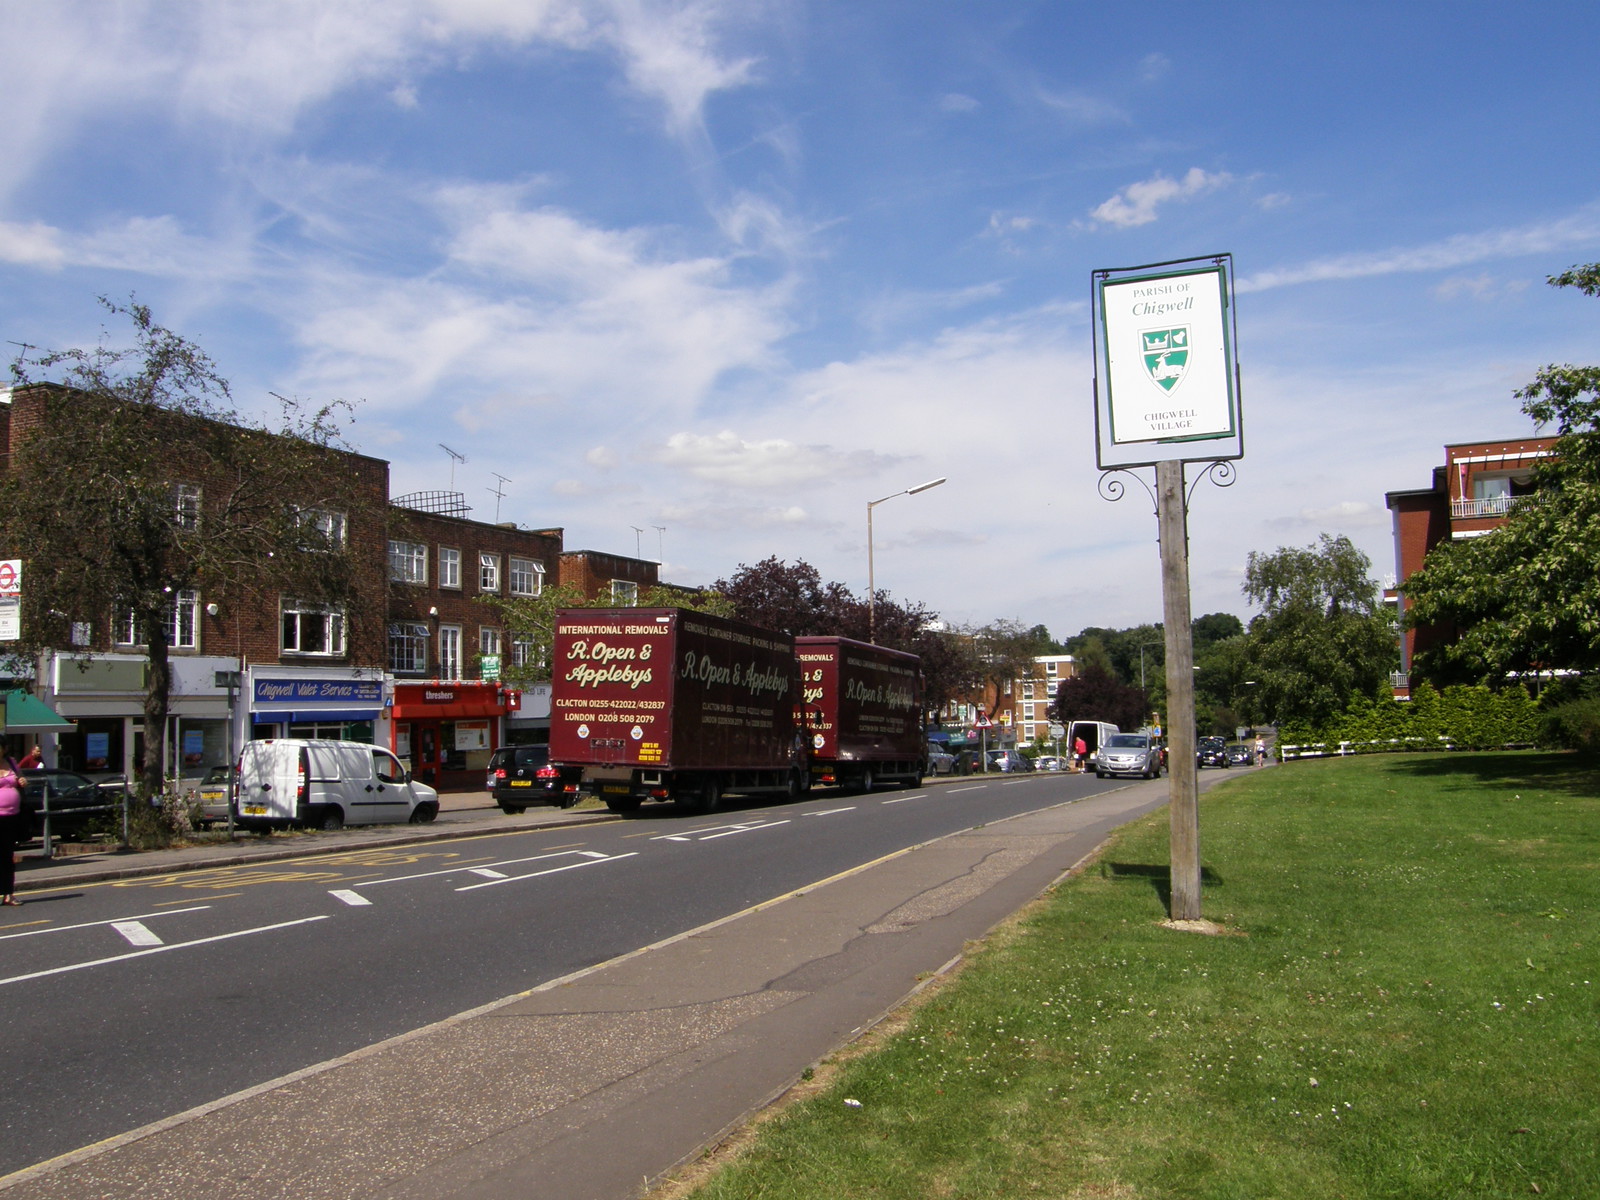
[1093, 256, 1241, 468]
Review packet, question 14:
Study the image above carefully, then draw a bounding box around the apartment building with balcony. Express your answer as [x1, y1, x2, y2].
[1385, 435, 1556, 698]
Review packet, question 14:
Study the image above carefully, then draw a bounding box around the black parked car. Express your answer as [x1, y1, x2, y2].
[21, 770, 127, 838]
[1196, 736, 1230, 769]
[486, 745, 577, 812]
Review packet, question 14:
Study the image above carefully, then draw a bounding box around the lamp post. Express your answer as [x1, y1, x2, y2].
[867, 477, 946, 643]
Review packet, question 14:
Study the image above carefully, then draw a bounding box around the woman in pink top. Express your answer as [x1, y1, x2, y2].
[0, 753, 24, 905]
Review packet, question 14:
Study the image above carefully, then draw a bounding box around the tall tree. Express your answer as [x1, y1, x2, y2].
[1241, 534, 1396, 730]
[1404, 263, 1600, 683]
[2, 299, 382, 799]
[1051, 661, 1150, 732]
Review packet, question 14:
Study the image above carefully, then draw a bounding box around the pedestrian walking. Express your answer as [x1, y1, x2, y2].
[1254, 736, 1266, 766]
[0, 753, 25, 906]
[17, 743, 42, 770]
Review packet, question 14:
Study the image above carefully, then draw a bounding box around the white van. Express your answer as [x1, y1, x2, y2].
[1066, 720, 1119, 768]
[235, 739, 440, 831]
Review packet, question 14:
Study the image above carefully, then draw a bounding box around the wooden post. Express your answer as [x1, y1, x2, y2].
[1157, 458, 1202, 920]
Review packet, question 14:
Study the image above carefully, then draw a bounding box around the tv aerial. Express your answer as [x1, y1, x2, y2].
[439, 444, 467, 488]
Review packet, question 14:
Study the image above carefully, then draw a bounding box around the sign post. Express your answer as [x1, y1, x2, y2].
[1092, 254, 1241, 921]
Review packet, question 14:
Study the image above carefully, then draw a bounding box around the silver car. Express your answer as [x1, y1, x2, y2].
[925, 743, 958, 775]
[1094, 733, 1163, 779]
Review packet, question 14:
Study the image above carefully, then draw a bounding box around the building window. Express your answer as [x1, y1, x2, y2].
[509, 557, 544, 597]
[174, 483, 201, 529]
[1045, 661, 1058, 676]
[479, 627, 502, 657]
[479, 552, 501, 593]
[388, 622, 429, 675]
[512, 635, 538, 668]
[438, 625, 462, 679]
[117, 590, 200, 649]
[610, 579, 639, 606]
[297, 508, 347, 549]
[439, 546, 461, 589]
[282, 600, 346, 656]
[1023, 681, 1035, 700]
[389, 540, 427, 584]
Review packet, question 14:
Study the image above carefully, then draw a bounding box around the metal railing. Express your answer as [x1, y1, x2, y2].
[1450, 495, 1523, 519]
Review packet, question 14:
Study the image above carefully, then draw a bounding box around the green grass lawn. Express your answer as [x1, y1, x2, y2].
[675, 753, 1600, 1200]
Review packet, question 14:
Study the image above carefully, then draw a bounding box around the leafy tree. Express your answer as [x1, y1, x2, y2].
[966, 618, 1047, 720]
[1404, 263, 1600, 683]
[1051, 661, 1150, 731]
[2, 299, 381, 800]
[1241, 534, 1396, 729]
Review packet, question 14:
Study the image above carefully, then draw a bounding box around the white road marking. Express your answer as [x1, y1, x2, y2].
[329, 889, 373, 906]
[651, 820, 790, 843]
[358, 849, 610, 888]
[469, 868, 509, 879]
[947, 785, 987, 793]
[0, 907, 211, 942]
[0, 917, 331, 989]
[455, 851, 638, 892]
[111, 921, 163, 947]
[880, 797, 909, 804]
[804, 807, 856, 817]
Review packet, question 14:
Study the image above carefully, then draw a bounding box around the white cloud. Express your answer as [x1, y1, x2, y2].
[1238, 207, 1600, 293]
[652, 430, 888, 488]
[586, 445, 620, 468]
[940, 92, 979, 113]
[1087, 167, 1234, 229]
[0, 220, 65, 268]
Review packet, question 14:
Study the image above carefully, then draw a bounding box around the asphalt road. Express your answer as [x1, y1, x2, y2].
[0, 768, 1130, 1177]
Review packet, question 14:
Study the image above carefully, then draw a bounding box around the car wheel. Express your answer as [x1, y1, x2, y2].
[409, 804, 438, 824]
[556, 790, 579, 810]
[317, 808, 344, 831]
[498, 802, 526, 814]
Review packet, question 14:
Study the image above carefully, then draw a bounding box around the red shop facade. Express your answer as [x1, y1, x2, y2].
[389, 681, 520, 792]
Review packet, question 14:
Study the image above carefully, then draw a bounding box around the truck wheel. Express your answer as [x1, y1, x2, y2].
[696, 779, 721, 814]
[858, 769, 874, 794]
[605, 796, 641, 815]
[785, 771, 802, 801]
[318, 808, 344, 831]
[556, 791, 579, 810]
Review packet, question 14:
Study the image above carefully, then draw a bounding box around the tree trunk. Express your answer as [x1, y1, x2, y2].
[142, 621, 173, 801]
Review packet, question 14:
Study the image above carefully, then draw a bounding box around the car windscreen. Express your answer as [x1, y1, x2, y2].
[1105, 735, 1147, 749]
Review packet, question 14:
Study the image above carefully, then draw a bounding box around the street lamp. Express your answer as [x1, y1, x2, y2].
[867, 477, 946, 643]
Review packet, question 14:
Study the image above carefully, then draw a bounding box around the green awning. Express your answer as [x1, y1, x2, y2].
[0, 690, 75, 733]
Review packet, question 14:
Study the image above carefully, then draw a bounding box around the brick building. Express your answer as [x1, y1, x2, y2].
[1385, 435, 1556, 698]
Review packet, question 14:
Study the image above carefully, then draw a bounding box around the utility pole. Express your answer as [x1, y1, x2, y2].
[1157, 459, 1201, 920]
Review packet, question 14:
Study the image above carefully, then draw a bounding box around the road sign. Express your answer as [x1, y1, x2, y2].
[0, 559, 19, 597]
[1048, 723, 1065, 740]
[0, 598, 18, 642]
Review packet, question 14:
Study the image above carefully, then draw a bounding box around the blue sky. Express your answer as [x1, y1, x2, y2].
[4, 2, 1599, 637]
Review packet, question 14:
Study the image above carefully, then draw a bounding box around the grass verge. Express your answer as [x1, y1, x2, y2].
[674, 753, 1599, 1200]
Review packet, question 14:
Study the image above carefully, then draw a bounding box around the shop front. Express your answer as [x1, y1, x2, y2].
[248, 669, 386, 745]
[389, 682, 517, 791]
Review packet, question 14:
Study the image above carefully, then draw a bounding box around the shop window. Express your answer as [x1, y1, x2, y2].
[389, 540, 427, 584]
[282, 599, 346, 656]
[479, 552, 500, 593]
[439, 546, 461, 589]
[389, 622, 429, 675]
[509, 557, 544, 597]
[439, 624, 462, 679]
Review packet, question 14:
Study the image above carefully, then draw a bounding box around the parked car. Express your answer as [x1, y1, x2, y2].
[234, 739, 439, 830]
[1095, 733, 1164, 779]
[986, 749, 1034, 773]
[487, 744, 577, 811]
[924, 743, 957, 775]
[196, 765, 235, 827]
[1226, 743, 1255, 767]
[1197, 736, 1230, 769]
[20, 769, 127, 838]
[1035, 755, 1065, 772]
[955, 749, 984, 775]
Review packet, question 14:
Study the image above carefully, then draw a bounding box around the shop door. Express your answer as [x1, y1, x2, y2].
[411, 723, 441, 785]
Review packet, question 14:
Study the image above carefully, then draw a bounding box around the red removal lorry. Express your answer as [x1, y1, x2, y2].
[795, 635, 925, 792]
[549, 608, 804, 814]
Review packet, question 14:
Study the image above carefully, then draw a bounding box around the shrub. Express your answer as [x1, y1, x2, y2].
[1539, 698, 1600, 755]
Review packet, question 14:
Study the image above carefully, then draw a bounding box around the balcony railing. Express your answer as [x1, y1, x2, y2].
[1450, 495, 1524, 519]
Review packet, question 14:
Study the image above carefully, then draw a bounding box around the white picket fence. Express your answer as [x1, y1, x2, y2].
[1277, 736, 1454, 760]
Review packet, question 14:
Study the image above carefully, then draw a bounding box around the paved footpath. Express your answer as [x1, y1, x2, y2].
[3, 778, 1199, 1200]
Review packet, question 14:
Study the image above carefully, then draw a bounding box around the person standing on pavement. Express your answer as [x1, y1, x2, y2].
[1073, 736, 1088, 773]
[0, 753, 25, 906]
[17, 744, 42, 770]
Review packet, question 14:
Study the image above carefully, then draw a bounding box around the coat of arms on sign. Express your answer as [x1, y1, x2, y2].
[1140, 326, 1189, 393]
